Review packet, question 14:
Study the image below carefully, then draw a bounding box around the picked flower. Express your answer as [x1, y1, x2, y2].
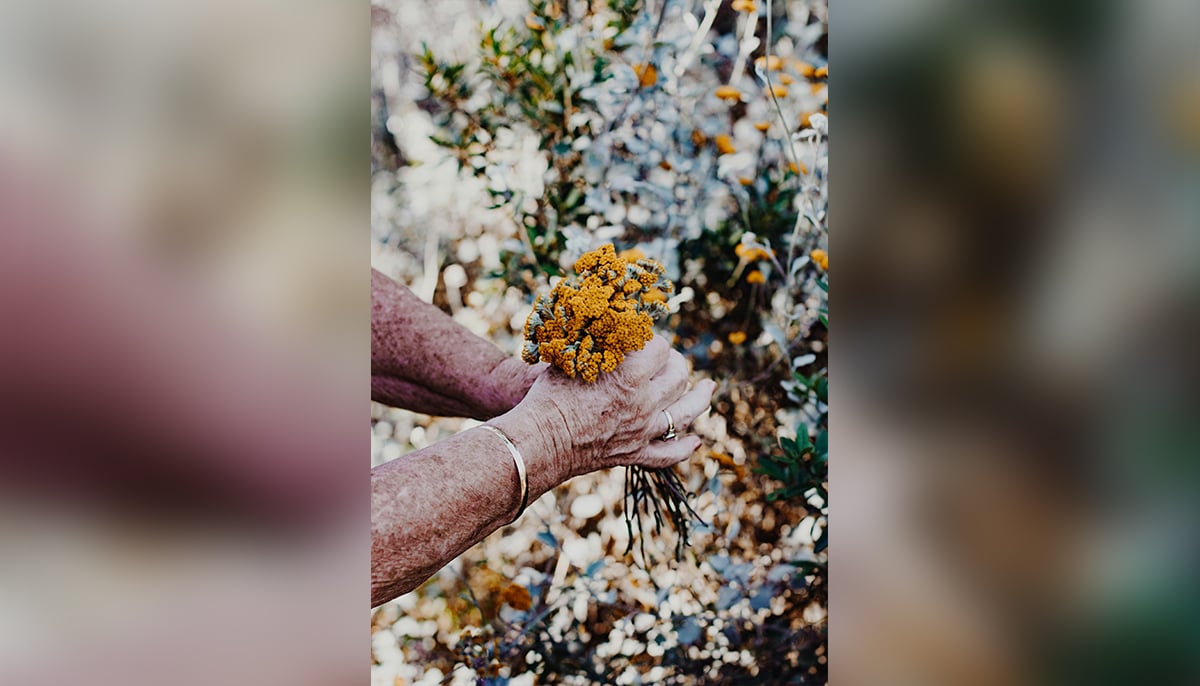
[524, 244, 701, 563]
[523, 244, 673, 383]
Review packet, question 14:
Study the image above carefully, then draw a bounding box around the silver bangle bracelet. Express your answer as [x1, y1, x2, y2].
[480, 424, 529, 524]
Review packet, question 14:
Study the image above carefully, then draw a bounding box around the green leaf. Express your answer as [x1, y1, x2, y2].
[754, 460, 787, 481]
[814, 527, 828, 554]
[780, 437, 799, 460]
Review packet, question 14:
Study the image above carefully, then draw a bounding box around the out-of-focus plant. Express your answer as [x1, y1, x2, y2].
[419, 0, 639, 280]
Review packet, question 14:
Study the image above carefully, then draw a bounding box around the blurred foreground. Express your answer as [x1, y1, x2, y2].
[0, 1, 367, 684]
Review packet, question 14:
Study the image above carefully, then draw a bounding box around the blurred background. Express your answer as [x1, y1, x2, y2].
[834, 0, 1200, 684]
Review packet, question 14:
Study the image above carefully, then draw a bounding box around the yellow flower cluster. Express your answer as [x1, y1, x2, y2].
[735, 242, 774, 262]
[523, 244, 673, 382]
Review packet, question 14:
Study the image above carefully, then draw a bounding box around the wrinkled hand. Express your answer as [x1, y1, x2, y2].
[488, 356, 549, 416]
[518, 335, 716, 482]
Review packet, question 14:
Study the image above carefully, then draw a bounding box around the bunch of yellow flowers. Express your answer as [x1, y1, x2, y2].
[522, 244, 673, 382]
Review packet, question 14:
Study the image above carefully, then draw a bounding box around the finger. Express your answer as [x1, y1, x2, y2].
[620, 335, 671, 380]
[626, 435, 703, 470]
[649, 350, 689, 402]
[650, 379, 716, 438]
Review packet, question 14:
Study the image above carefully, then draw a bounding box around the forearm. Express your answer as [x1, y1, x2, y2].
[370, 409, 565, 606]
[371, 268, 534, 419]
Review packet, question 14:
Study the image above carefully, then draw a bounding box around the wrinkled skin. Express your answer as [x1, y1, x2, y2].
[370, 270, 715, 605]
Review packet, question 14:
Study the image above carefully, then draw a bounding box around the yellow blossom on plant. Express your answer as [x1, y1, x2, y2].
[788, 161, 809, 175]
[746, 270, 766, 284]
[780, 73, 795, 85]
[810, 248, 828, 270]
[635, 62, 658, 88]
[714, 85, 742, 102]
[731, 0, 757, 12]
[768, 84, 789, 98]
[793, 60, 815, 77]
[754, 55, 784, 71]
[735, 242, 773, 261]
[814, 65, 828, 78]
[754, 121, 771, 132]
[715, 134, 736, 154]
[738, 176, 754, 186]
[728, 331, 747, 345]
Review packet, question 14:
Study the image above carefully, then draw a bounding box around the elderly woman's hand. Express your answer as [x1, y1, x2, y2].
[497, 335, 716, 490]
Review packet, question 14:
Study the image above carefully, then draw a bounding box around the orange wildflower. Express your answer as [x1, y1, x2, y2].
[768, 84, 789, 98]
[715, 134, 736, 154]
[746, 270, 766, 284]
[793, 60, 815, 78]
[735, 243, 773, 261]
[727, 331, 747, 345]
[754, 55, 785, 71]
[810, 248, 828, 270]
[754, 121, 771, 132]
[635, 62, 658, 88]
[714, 85, 743, 102]
[779, 73, 795, 85]
[731, 0, 757, 12]
[814, 65, 828, 78]
[788, 161, 809, 175]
